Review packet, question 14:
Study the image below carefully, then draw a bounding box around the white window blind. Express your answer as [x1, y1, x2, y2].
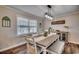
[29, 20, 37, 33]
[17, 17, 37, 35]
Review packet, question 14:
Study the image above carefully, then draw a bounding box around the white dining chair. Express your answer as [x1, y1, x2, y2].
[25, 35, 42, 54]
[47, 39, 65, 54]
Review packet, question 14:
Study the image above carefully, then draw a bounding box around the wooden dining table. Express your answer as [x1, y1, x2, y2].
[25, 33, 59, 54]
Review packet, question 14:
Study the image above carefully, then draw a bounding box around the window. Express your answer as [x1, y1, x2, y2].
[17, 17, 37, 35]
[29, 20, 37, 33]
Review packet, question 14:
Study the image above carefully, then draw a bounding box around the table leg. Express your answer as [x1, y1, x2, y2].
[43, 47, 47, 54]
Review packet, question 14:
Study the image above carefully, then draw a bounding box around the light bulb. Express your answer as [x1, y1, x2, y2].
[45, 14, 53, 20]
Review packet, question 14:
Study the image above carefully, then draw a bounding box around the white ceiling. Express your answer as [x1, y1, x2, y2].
[8, 5, 79, 18]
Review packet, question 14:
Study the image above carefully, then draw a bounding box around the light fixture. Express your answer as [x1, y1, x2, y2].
[45, 5, 53, 20]
[45, 13, 53, 20]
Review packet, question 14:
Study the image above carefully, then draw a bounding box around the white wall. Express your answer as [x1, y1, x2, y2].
[44, 19, 52, 30]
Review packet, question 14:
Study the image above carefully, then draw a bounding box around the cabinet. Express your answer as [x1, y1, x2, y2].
[57, 32, 68, 42]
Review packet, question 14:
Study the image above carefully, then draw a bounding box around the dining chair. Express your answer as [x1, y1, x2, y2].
[25, 35, 42, 54]
[47, 39, 65, 54]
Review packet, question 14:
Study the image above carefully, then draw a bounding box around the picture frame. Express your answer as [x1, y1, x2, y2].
[51, 20, 65, 25]
[2, 16, 11, 27]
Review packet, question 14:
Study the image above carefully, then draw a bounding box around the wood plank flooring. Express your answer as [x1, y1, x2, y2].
[1, 42, 79, 54]
[63, 42, 79, 54]
[0, 43, 27, 54]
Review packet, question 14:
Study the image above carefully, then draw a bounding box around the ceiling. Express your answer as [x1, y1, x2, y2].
[7, 5, 79, 18]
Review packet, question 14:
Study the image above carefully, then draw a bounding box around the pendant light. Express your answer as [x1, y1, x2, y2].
[45, 5, 53, 20]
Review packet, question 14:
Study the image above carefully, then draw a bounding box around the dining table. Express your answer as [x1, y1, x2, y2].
[25, 33, 59, 54]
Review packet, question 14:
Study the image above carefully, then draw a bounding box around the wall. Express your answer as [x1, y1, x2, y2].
[44, 12, 79, 44]
[0, 6, 44, 51]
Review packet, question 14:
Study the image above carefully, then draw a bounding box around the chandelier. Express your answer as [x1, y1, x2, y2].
[45, 5, 53, 20]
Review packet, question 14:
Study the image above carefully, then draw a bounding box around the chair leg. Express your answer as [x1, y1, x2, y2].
[26, 43, 30, 54]
[34, 42, 37, 54]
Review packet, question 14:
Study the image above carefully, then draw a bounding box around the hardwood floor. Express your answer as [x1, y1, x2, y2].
[0, 43, 27, 54]
[1, 42, 79, 54]
[63, 42, 79, 54]
[0, 43, 41, 54]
